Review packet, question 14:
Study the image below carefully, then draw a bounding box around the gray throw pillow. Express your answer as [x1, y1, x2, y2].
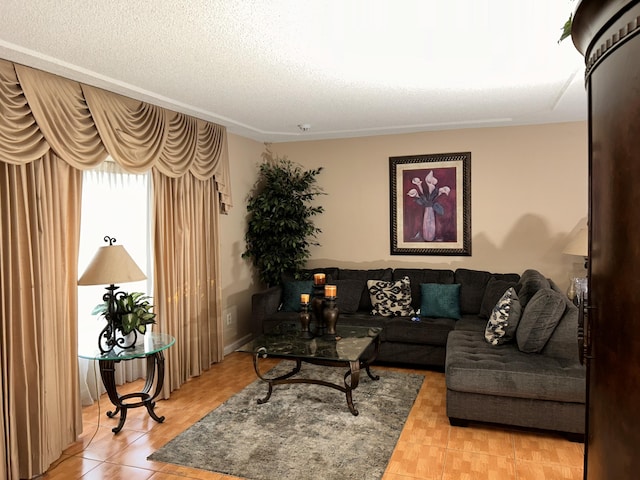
[516, 288, 566, 353]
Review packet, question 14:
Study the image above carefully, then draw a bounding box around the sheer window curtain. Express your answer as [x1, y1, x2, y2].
[77, 161, 153, 405]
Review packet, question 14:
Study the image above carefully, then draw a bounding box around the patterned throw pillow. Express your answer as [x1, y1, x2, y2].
[367, 276, 415, 317]
[484, 287, 522, 345]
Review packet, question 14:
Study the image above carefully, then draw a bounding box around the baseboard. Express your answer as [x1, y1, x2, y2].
[223, 333, 254, 356]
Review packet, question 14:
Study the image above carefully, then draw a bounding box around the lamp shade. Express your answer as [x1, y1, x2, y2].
[78, 244, 147, 285]
[563, 228, 588, 257]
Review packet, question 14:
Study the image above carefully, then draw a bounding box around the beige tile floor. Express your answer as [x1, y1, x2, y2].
[44, 352, 584, 479]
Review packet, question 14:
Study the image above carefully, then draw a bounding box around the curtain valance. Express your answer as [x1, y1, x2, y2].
[0, 59, 232, 212]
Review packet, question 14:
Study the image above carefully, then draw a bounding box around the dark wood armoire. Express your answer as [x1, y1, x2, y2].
[572, 1, 640, 478]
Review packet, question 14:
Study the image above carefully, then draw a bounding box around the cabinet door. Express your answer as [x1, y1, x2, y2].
[584, 6, 640, 478]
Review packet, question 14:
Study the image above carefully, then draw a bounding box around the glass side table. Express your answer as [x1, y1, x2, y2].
[78, 332, 175, 433]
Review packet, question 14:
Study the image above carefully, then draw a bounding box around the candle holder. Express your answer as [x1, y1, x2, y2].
[323, 296, 339, 335]
[299, 301, 313, 338]
[311, 283, 327, 336]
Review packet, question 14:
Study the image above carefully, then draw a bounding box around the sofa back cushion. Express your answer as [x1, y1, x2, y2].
[333, 279, 364, 313]
[282, 267, 339, 283]
[339, 268, 393, 312]
[454, 269, 492, 314]
[393, 268, 454, 311]
[479, 278, 519, 319]
[516, 269, 551, 307]
[453, 269, 519, 315]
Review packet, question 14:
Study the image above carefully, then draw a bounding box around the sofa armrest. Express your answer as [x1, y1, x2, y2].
[252, 286, 283, 332]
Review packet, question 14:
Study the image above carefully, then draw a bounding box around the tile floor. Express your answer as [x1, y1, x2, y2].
[44, 352, 584, 479]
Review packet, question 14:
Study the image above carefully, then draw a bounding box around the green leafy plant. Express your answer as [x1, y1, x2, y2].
[558, 13, 573, 43]
[558, 1, 577, 44]
[92, 291, 156, 335]
[242, 147, 324, 287]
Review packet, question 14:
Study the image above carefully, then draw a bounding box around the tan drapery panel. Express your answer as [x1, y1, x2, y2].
[153, 169, 224, 396]
[0, 58, 230, 478]
[0, 153, 83, 479]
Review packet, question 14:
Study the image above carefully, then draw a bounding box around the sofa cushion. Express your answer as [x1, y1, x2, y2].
[453, 315, 488, 332]
[393, 268, 455, 312]
[333, 279, 364, 313]
[454, 269, 492, 315]
[383, 317, 455, 346]
[340, 268, 392, 312]
[333, 312, 387, 332]
[280, 280, 314, 312]
[516, 288, 566, 353]
[516, 269, 551, 307]
[446, 330, 585, 403]
[484, 287, 522, 345]
[479, 278, 518, 319]
[367, 276, 415, 317]
[420, 283, 461, 319]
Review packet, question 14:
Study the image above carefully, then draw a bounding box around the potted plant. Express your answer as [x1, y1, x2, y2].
[92, 291, 157, 336]
[242, 146, 324, 287]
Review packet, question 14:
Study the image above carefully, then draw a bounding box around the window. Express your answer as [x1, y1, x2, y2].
[77, 161, 152, 404]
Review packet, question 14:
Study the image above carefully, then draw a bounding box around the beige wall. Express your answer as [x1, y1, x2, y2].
[219, 133, 264, 348]
[221, 122, 588, 350]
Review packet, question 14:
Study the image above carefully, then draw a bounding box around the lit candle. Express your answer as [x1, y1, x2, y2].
[300, 293, 310, 304]
[313, 273, 326, 285]
[325, 285, 337, 298]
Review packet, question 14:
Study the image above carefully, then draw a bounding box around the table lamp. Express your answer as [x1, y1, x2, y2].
[78, 235, 147, 353]
[563, 227, 589, 269]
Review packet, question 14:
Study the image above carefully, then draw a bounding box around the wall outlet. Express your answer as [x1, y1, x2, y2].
[225, 312, 233, 326]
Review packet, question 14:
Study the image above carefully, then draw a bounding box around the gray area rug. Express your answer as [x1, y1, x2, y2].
[149, 362, 424, 480]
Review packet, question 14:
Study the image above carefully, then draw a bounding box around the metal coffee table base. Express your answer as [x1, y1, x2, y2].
[252, 345, 380, 416]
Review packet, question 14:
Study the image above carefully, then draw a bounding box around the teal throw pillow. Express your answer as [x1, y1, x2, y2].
[281, 280, 314, 312]
[420, 283, 461, 319]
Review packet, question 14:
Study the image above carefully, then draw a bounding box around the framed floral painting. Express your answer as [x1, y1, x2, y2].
[389, 152, 471, 256]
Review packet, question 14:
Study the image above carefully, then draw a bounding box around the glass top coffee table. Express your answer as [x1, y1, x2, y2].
[238, 322, 382, 416]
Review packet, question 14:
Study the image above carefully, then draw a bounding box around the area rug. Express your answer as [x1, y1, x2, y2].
[149, 362, 424, 480]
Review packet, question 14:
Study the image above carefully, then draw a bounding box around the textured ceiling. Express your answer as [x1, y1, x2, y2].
[0, 0, 585, 142]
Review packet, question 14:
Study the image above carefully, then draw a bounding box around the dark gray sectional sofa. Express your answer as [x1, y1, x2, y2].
[251, 266, 586, 437]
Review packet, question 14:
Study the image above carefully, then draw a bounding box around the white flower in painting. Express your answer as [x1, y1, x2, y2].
[411, 178, 424, 194]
